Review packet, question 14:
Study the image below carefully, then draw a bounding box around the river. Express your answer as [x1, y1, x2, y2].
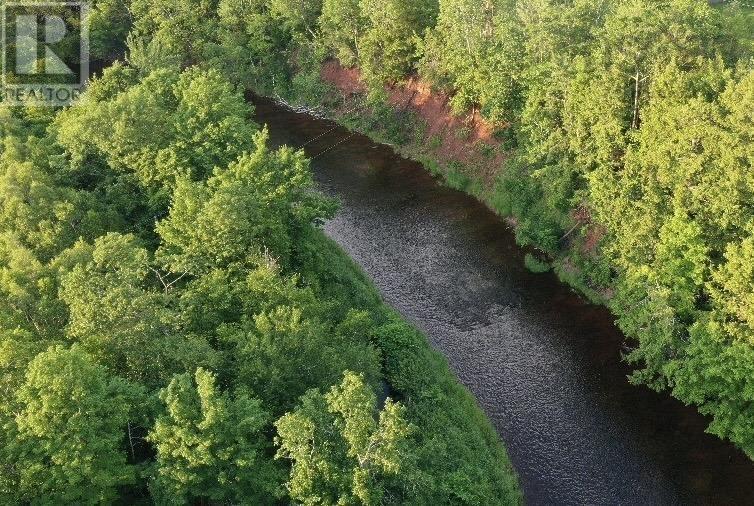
[252, 96, 754, 505]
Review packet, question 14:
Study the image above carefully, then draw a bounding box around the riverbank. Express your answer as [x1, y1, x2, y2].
[305, 230, 523, 504]
[250, 93, 523, 504]
[251, 95, 754, 504]
[289, 61, 607, 303]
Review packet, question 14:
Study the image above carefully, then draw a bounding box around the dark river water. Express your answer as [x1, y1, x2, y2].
[252, 96, 754, 505]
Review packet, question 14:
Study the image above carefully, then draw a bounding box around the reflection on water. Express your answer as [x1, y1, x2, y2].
[252, 95, 754, 506]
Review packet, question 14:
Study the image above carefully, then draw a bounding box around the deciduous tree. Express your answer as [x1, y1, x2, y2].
[275, 372, 413, 504]
[8, 346, 141, 504]
[149, 368, 281, 504]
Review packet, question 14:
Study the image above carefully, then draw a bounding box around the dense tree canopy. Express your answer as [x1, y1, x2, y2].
[420, 0, 523, 122]
[0, 2, 522, 502]
[12, 0, 754, 500]
[149, 368, 281, 504]
[229, 0, 754, 463]
[276, 372, 413, 505]
[6, 346, 142, 504]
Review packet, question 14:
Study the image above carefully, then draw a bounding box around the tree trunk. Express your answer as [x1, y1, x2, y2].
[632, 70, 641, 130]
[127, 422, 136, 461]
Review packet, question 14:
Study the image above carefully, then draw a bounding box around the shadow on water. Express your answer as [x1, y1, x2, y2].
[251, 95, 754, 506]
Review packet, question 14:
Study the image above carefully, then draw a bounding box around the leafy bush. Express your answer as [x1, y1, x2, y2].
[524, 253, 551, 274]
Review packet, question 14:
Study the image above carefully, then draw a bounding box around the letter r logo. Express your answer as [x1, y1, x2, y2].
[15, 14, 74, 75]
[2, 2, 89, 106]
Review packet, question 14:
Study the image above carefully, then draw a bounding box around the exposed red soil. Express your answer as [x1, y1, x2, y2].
[569, 206, 605, 257]
[321, 62, 366, 96]
[582, 224, 606, 256]
[320, 60, 610, 295]
[320, 60, 508, 186]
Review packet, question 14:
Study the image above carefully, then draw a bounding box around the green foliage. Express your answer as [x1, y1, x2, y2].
[718, 2, 754, 53]
[269, 0, 323, 36]
[524, 253, 551, 274]
[5, 346, 142, 504]
[128, 0, 219, 71]
[60, 233, 218, 388]
[55, 67, 258, 205]
[373, 318, 521, 504]
[358, 0, 439, 85]
[209, 0, 293, 93]
[670, 319, 754, 458]
[320, 0, 366, 66]
[420, 0, 523, 123]
[511, 0, 754, 458]
[288, 69, 336, 106]
[275, 371, 413, 505]
[492, 163, 562, 254]
[307, 0, 754, 461]
[155, 128, 338, 275]
[89, 0, 133, 61]
[0, 142, 115, 261]
[149, 368, 281, 504]
[220, 298, 382, 415]
[444, 162, 472, 191]
[0, 234, 68, 336]
[711, 237, 754, 331]
[0, 0, 537, 502]
[341, 95, 420, 147]
[0, 330, 43, 500]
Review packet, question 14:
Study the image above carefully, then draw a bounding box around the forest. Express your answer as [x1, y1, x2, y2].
[3, 0, 754, 503]
[221, 0, 754, 463]
[0, 0, 524, 504]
